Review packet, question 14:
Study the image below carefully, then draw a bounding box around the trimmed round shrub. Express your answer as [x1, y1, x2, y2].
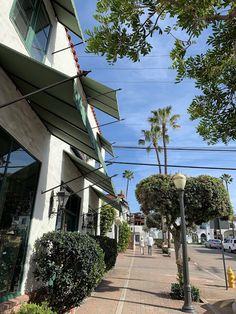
[17, 302, 56, 314]
[32, 231, 105, 313]
[93, 236, 118, 271]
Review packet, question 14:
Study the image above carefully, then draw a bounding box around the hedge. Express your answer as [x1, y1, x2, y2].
[93, 235, 118, 271]
[32, 231, 105, 313]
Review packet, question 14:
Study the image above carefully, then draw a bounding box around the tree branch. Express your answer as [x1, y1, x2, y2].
[203, 7, 236, 22]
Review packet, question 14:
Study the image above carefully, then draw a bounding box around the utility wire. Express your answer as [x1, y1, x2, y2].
[77, 54, 200, 58]
[107, 161, 236, 171]
[113, 145, 236, 153]
[100, 81, 192, 84]
[91, 67, 173, 70]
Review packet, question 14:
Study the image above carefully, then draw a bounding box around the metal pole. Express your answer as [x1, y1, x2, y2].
[218, 218, 228, 290]
[179, 189, 195, 313]
[51, 41, 84, 55]
[41, 163, 111, 194]
[0, 71, 91, 110]
[92, 118, 125, 129]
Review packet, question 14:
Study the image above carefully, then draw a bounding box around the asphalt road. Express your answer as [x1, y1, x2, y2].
[188, 244, 236, 282]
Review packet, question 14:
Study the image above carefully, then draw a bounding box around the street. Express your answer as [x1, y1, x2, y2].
[188, 244, 236, 282]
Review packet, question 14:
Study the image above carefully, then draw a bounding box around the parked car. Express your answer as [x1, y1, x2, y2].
[223, 239, 236, 253]
[205, 239, 221, 249]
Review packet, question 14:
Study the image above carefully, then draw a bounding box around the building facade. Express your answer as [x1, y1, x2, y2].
[0, 0, 121, 303]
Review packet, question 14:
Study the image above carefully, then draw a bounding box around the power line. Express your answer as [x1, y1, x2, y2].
[113, 145, 236, 153]
[108, 161, 236, 171]
[99, 81, 192, 84]
[91, 67, 173, 70]
[77, 54, 200, 58]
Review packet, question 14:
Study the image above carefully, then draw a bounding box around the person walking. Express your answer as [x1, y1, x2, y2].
[139, 236, 145, 255]
[147, 235, 154, 256]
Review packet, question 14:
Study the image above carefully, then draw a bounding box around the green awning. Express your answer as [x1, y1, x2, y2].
[91, 187, 122, 212]
[0, 43, 99, 161]
[80, 77, 120, 120]
[98, 134, 114, 157]
[66, 152, 116, 196]
[51, 0, 84, 39]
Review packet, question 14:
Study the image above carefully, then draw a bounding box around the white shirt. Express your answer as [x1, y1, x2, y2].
[140, 239, 145, 247]
[147, 236, 154, 246]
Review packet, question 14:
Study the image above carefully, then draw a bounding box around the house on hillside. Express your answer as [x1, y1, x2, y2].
[0, 0, 121, 304]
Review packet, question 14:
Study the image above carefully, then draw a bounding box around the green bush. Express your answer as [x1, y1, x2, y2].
[170, 282, 200, 302]
[155, 239, 164, 248]
[100, 204, 116, 236]
[93, 236, 118, 271]
[32, 231, 105, 313]
[17, 302, 56, 314]
[118, 221, 132, 252]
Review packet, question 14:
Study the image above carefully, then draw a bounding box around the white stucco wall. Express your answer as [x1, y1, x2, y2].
[0, 0, 104, 296]
[0, 0, 76, 76]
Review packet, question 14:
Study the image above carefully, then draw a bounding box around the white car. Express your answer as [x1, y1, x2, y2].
[223, 239, 236, 253]
[205, 239, 221, 249]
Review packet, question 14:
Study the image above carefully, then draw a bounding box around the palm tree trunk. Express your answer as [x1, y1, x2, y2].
[126, 179, 130, 198]
[153, 143, 162, 174]
[226, 181, 229, 194]
[162, 126, 167, 175]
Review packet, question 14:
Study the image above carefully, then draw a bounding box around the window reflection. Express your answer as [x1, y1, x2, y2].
[0, 128, 40, 299]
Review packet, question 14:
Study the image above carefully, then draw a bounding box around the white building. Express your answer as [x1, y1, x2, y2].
[187, 220, 236, 243]
[0, 0, 121, 304]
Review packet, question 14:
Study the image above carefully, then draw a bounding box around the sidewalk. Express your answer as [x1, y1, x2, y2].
[75, 247, 211, 314]
[189, 253, 236, 314]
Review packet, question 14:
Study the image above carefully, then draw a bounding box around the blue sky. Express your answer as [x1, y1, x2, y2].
[75, 1, 236, 213]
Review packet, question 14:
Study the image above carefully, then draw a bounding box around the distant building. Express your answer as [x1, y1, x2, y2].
[187, 218, 236, 243]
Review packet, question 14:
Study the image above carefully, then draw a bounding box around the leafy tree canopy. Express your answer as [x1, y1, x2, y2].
[136, 174, 232, 228]
[87, 1, 236, 144]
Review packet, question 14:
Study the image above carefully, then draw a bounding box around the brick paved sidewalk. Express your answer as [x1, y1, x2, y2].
[189, 252, 236, 314]
[75, 247, 211, 314]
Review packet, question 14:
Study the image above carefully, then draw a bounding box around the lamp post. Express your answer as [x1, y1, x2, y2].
[173, 173, 195, 313]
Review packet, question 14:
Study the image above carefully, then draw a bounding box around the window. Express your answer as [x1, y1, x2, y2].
[11, 0, 51, 62]
[55, 187, 81, 232]
[0, 127, 40, 301]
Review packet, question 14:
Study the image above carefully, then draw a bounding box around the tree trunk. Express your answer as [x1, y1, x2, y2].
[172, 228, 183, 282]
[162, 126, 167, 175]
[225, 181, 229, 194]
[126, 179, 129, 198]
[153, 143, 162, 174]
[167, 229, 171, 248]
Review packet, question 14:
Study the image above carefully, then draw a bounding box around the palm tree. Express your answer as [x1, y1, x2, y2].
[123, 170, 134, 198]
[138, 125, 162, 174]
[220, 173, 234, 237]
[220, 173, 233, 193]
[149, 106, 180, 174]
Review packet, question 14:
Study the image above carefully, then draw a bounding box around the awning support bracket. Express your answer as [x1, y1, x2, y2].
[41, 162, 111, 194]
[0, 70, 91, 110]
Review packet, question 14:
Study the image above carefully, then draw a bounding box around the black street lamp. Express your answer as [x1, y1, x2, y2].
[173, 173, 195, 313]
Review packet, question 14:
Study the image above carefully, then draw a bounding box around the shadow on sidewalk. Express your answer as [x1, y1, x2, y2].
[123, 255, 156, 258]
[205, 284, 225, 288]
[90, 295, 182, 311]
[96, 279, 183, 300]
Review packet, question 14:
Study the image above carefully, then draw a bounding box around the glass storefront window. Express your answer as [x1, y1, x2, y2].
[0, 127, 40, 301]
